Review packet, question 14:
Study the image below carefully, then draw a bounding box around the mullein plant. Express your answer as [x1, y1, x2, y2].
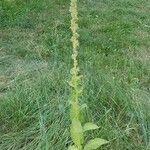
[68, 0, 108, 150]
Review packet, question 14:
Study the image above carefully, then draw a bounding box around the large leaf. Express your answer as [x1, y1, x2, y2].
[83, 138, 108, 150]
[70, 119, 84, 148]
[83, 122, 99, 132]
[68, 145, 78, 150]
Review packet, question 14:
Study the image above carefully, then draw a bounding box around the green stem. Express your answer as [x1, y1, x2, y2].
[69, 0, 83, 149]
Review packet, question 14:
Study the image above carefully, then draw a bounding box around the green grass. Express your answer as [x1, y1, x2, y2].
[0, 0, 150, 149]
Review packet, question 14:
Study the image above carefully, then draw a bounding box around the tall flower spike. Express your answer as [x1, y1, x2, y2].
[68, 0, 108, 150]
[69, 0, 84, 150]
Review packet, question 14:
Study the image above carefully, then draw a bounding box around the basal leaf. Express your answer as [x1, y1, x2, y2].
[70, 119, 84, 148]
[83, 122, 99, 132]
[83, 138, 108, 150]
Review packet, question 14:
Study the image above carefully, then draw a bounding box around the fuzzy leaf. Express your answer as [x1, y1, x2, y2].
[83, 138, 108, 150]
[83, 122, 99, 132]
[68, 145, 78, 150]
[70, 120, 84, 148]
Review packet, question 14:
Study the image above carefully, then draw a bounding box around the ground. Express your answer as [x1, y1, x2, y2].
[0, 0, 150, 149]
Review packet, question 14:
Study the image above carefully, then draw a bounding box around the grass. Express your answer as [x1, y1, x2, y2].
[0, 0, 150, 149]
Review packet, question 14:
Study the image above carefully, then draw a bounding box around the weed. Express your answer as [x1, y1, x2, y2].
[68, 1, 108, 149]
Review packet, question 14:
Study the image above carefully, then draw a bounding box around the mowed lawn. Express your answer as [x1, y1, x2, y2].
[0, 0, 150, 149]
